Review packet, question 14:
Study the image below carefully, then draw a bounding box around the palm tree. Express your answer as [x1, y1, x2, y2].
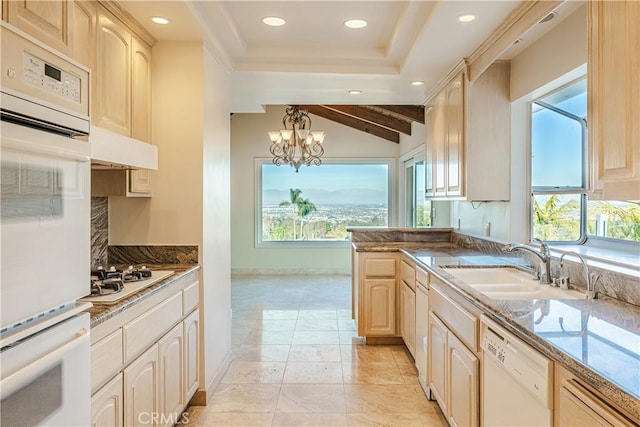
[280, 188, 303, 239]
[297, 198, 317, 240]
[533, 195, 580, 240]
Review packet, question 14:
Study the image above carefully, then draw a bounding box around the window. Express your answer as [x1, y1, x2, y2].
[530, 79, 640, 245]
[530, 79, 587, 243]
[403, 154, 431, 227]
[256, 159, 395, 246]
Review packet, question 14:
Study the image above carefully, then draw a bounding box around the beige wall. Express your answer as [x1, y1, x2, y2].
[231, 105, 400, 274]
[109, 41, 232, 401]
[449, 4, 587, 243]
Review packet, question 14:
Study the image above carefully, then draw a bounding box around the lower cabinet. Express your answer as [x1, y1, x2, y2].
[91, 374, 124, 427]
[400, 281, 416, 357]
[124, 345, 159, 427]
[158, 323, 184, 427]
[184, 309, 200, 403]
[428, 311, 479, 427]
[362, 278, 397, 336]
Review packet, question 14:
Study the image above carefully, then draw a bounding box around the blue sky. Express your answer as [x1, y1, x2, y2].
[531, 91, 586, 188]
[262, 164, 388, 191]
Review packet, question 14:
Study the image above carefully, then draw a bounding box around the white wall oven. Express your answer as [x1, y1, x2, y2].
[1, 22, 92, 426]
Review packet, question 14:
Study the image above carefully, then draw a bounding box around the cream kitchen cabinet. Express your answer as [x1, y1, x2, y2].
[4, 0, 71, 55]
[94, 7, 131, 136]
[425, 62, 511, 201]
[124, 344, 159, 427]
[92, 169, 152, 197]
[554, 364, 636, 426]
[158, 323, 184, 427]
[588, 0, 640, 200]
[428, 282, 479, 427]
[399, 258, 416, 357]
[355, 252, 399, 337]
[90, 270, 200, 427]
[91, 374, 123, 427]
[70, 0, 96, 68]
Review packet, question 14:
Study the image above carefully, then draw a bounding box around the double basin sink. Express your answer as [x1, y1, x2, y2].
[441, 267, 583, 300]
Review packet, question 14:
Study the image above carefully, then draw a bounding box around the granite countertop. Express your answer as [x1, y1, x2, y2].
[397, 247, 640, 422]
[85, 264, 200, 328]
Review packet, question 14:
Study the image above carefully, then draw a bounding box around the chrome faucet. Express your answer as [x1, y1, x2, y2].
[502, 238, 552, 284]
[559, 251, 599, 299]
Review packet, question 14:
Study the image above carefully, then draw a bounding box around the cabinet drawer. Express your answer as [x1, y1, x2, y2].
[430, 284, 477, 351]
[364, 258, 396, 277]
[123, 292, 182, 362]
[400, 260, 416, 291]
[91, 328, 123, 393]
[182, 281, 199, 314]
[416, 267, 428, 288]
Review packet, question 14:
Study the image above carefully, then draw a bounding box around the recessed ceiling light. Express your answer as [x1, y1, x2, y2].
[411, 81, 425, 86]
[151, 16, 170, 25]
[262, 16, 286, 27]
[344, 19, 367, 29]
[539, 11, 557, 23]
[457, 14, 476, 23]
[348, 90, 363, 95]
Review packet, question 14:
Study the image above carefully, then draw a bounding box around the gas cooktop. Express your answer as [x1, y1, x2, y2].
[81, 269, 174, 305]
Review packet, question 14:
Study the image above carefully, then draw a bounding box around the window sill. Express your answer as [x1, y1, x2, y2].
[549, 243, 640, 278]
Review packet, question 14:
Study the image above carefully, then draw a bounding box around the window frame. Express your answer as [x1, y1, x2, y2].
[400, 147, 431, 227]
[254, 157, 396, 248]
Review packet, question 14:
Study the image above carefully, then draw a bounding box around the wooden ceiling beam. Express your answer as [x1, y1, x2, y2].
[374, 105, 425, 124]
[300, 105, 400, 144]
[321, 105, 413, 135]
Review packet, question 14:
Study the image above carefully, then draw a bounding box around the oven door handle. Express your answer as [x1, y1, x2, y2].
[0, 328, 88, 399]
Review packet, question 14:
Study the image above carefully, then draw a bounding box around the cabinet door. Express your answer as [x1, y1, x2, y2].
[94, 9, 131, 136]
[424, 105, 435, 197]
[415, 287, 428, 385]
[131, 37, 152, 142]
[428, 312, 448, 414]
[6, 0, 70, 54]
[447, 333, 478, 427]
[432, 92, 447, 197]
[362, 278, 396, 336]
[70, 0, 96, 68]
[400, 282, 407, 343]
[159, 323, 184, 427]
[91, 374, 123, 427]
[588, 1, 640, 199]
[124, 345, 159, 427]
[184, 309, 200, 403]
[405, 286, 416, 358]
[129, 170, 152, 195]
[445, 74, 464, 197]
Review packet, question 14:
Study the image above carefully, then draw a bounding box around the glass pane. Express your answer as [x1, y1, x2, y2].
[531, 107, 583, 187]
[414, 161, 431, 227]
[532, 194, 582, 242]
[537, 79, 587, 118]
[405, 164, 414, 226]
[261, 164, 388, 241]
[587, 200, 640, 242]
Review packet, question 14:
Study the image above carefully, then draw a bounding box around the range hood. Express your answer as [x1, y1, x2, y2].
[90, 126, 158, 170]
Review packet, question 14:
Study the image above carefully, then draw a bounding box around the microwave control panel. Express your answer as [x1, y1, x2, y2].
[21, 51, 81, 104]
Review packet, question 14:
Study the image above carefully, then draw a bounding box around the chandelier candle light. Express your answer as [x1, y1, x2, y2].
[268, 105, 325, 172]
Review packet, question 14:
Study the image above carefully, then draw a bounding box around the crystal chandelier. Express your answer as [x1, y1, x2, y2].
[268, 105, 325, 172]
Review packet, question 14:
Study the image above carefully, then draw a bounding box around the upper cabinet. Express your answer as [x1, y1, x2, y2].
[425, 62, 511, 201]
[94, 8, 132, 136]
[588, 0, 640, 200]
[5, 0, 71, 55]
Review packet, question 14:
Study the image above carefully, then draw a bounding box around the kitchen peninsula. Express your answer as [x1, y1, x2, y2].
[350, 227, 640, 426]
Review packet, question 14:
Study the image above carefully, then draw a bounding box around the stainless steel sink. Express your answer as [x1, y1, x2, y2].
[441, 267, 584, 300]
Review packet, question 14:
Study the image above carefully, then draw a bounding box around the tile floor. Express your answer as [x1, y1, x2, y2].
[184, 275, 446, 426]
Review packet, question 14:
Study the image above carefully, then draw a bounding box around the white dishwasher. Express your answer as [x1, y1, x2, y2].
[480, 315, 553, 427]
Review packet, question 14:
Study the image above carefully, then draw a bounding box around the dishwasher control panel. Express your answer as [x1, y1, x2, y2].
[480, 315, 553, 408]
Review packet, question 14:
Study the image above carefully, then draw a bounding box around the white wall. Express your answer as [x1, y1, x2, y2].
[231, 105, 399, 274]
[448, 4, 587, 243]
[109, 41, 232, 402]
